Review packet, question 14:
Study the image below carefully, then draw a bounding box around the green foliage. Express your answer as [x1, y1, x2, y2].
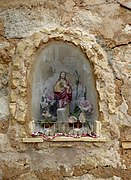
[71, 106, 81, 119]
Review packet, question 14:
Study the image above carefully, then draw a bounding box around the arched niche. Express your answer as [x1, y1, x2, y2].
[31, 41, 98, 131]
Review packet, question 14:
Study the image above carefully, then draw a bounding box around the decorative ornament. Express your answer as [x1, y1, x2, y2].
[31, 131, 98, 140]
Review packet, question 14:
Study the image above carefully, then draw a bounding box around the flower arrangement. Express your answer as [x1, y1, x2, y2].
[38, 94, 58, 128]
[68, 99, 93, 130]
[79, 99, 93, 116]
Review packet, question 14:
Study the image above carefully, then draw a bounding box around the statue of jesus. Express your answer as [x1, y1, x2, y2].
[53, 71, 72, 108]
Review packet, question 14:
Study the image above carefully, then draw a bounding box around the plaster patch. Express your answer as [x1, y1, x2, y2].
[0, 95, 9, 120]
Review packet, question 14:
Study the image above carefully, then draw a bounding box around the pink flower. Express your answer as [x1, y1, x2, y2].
[79, 100, 93, 115]
[79, 100, 91, 107]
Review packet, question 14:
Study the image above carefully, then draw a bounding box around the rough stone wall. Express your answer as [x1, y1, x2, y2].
[0, 0, 131, 180]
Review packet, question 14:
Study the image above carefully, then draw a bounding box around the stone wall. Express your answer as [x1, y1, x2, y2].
[0, 0, 131, 179]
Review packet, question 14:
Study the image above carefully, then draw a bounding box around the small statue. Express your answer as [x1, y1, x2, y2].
[53, 71, 72, 108]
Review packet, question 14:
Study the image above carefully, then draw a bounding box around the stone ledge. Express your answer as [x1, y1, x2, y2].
[23, 137, 43, 143]
[22, 137, 106, 143]
[122, 141, 131, 149]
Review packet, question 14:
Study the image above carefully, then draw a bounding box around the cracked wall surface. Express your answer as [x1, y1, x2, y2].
[0, 0, 131, 179]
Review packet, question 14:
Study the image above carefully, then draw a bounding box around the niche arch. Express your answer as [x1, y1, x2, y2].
[31, 41, 99, 132]
[10, 28, 116, 137]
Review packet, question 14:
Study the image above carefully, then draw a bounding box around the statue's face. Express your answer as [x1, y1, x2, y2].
[60, 72, 66, 79]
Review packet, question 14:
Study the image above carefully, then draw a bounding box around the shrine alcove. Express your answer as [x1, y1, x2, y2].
[31, 41, 99, 134]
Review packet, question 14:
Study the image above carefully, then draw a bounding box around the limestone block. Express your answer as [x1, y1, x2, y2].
[51, 137, 106, 142]
[62, 34, 72, 41]
[108, 103, 116, 114]
[17, 98, 26, 106]
[18, 142, 26, 152]
[16, 42, 28, 55]
[19, 87, 27, 97]
[41, 28, 50, 35]
[122, 141, 131, 149]
[107, 94, 116, 103]
[0, 64, 5, 74]
[90, 56, 97, 64]
[72, 38, 80, 46]
[11, 79, 19, 89]
[94, 66, 103, 78]
[42, 36, 49, 43]
[15, 111, 26, 124]
[12, 71, 20, 79]
[20, 78, 27, 87]
[23, 138, 43, 143]
[19, 126, 27, 137]
[18, 105, 26, 112]
[20, 66, 26, 77]
[97, 50, 104, 60]
[93, 43, 100, 51]
[13, 61, 20, 71]
[124, 129, 131, 141]
[0, 134, 11, 152]
[10, 47, 15, 57]
[9, 103, 16, 117]
[0, 96, 10, 119]
[107, 86, 115, 94]
[99, 91, 107, 101]
[10, 90, 18, 102]
[7, 127, 18, 148]
[31, 32, 43, 47]
[86, 48, 95, 59]
[23, 46, 34, 58]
